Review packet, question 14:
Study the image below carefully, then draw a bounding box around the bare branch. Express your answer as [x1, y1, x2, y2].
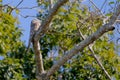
[90, 49, 111, 80]
[76, 23, 111, 80]
[100, 0, 108, 10]
[89, 0, 105, 17]
[19, 14, 36, 18]
[0, 4, 14, 14]
[1, 0, 23, 14]
[35, 0, 68, 40]
[33, 41, 45, 73]
[46, 4, 120, 78]
[15, 0, 24, 9]
[18, 6, 39, 9]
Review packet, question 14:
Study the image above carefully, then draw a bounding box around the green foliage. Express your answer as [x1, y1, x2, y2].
[0, 13, 22, 54]
[0, 12, 22, 79]
[0, 7, 36, 79]
[109, 1, 115, 5]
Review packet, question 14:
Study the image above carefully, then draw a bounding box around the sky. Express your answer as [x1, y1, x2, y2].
[2, 0, 120, 55]
[3, 0, 39, 45]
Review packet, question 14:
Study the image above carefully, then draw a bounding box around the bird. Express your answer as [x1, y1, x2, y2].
[25, 18, 41, 53]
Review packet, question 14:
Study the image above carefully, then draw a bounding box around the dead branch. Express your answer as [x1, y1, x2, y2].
[18, 6, 39, 9]
[19, 14, 36, 18]
[89, 0, 104, 17]
[76, 22, 111, 80]
[100, 0, 108, 10]
[14, 0, 24, 9]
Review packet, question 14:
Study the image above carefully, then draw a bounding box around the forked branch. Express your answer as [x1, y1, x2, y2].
[35, 0, 68, 40]
[76, 23, 111, 80]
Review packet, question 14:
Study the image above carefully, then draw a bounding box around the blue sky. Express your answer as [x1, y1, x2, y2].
[3, 0, 39, 45]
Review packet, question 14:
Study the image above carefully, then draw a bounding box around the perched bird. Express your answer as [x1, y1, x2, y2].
[26, 18, 41, 53]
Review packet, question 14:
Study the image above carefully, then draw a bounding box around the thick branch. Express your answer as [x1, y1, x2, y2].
[35, 0, 68, 40]
[46, 4, 120, 78]
[32, 40, 44, 75]
[32, 1, 68, 79]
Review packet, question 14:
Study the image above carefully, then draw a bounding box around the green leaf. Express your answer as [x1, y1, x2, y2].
[15, 9, 20, 14]
[105, 13, 112, 17]
[117, 0, 120, 2]
[109, 1, 114, 5]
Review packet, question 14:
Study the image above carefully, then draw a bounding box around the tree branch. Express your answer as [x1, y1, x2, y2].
[32, 41, 45, 77]
[19, 14, 36, 18]
[89, 48, 111, 80]
[89, 0, 104, 17]
[14, 0, 24, 9]
[35, 0, 68, 41]
[32, 0, 69, 79]
[46, 4, 120, 78]
[76, 23, 111, 80]
[18, 6, 39, 9]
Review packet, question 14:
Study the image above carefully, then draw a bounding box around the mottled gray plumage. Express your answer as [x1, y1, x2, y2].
[26, 18, 41, 53]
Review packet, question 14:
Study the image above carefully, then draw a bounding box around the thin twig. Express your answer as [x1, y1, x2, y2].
[89, 0, 105, 17]
[15, 0, 24, 9]
[76, 22, 111, 80]
[19, 14, 36, 18]
[100, 0, 107, 11]
[18, 6, 39, 9]
[1, 0, 23, 14]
